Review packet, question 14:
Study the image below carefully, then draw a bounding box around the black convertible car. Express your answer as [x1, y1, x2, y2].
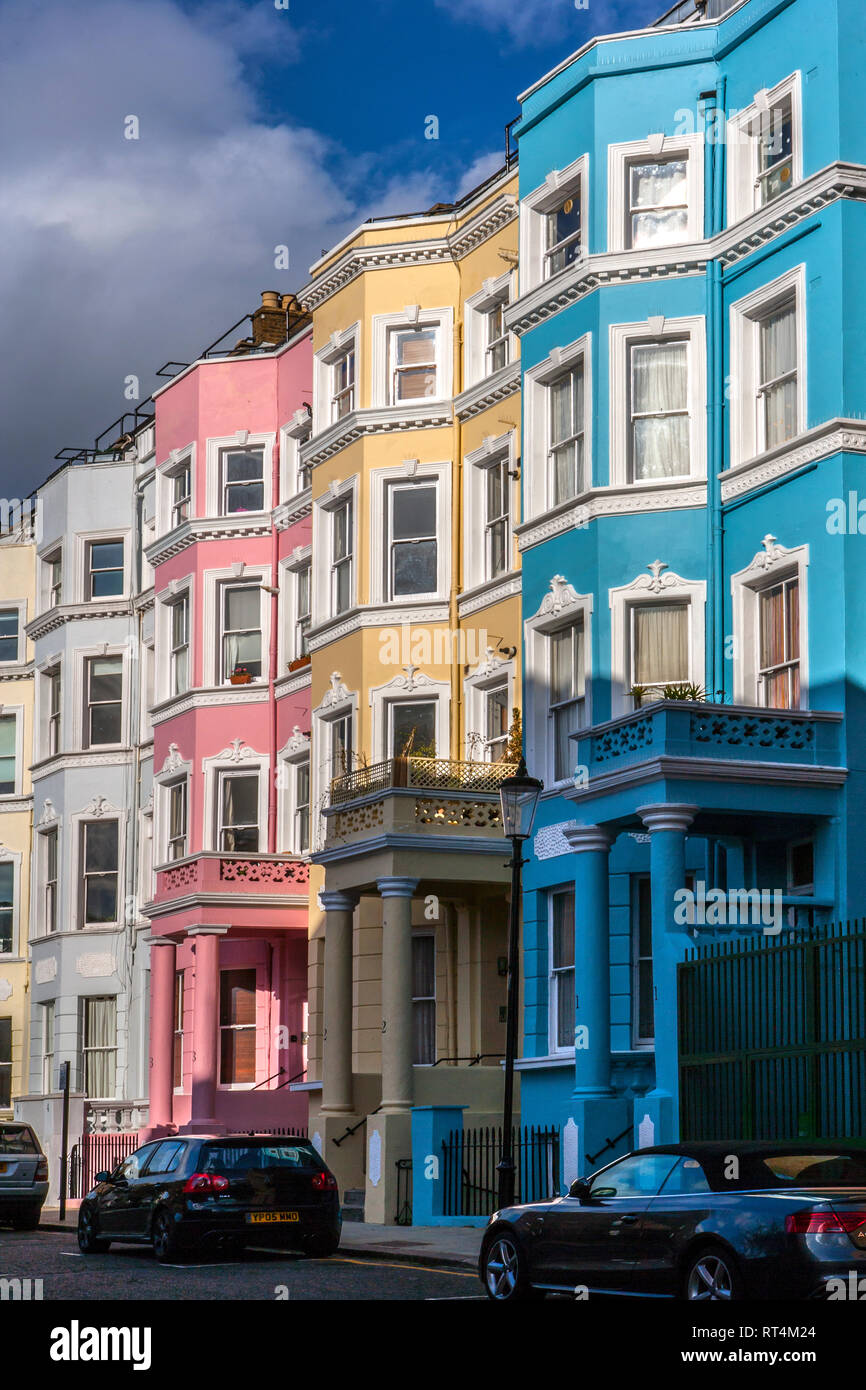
[78, 1133, 341, 1262]
[479, 1141, 866, 1301]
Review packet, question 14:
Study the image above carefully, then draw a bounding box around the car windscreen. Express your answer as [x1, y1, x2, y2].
[739, 1152, 866, 1188]
[199, 1143, 325, 1174]
[0, 1125, 38, 1154]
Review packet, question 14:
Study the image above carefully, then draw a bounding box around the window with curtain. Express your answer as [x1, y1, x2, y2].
[173, 973, 183, 1091]
[82, 996, 117, 1098]
[758, 576, 800, 709]
[758, 298, 797, 451]
[484, 684, 509, 762]
[220, 969, 256, 1085]
[222, 449, 264, 514]
[82, 820, 119, 925]
[42, 1001, 55, 1093]
[331, 347, 355, 420]
[88, 540, 124, 598]
[0, 1018, 10, 1108]
[0, 861, 13, 954]
[631, 602, 689, 692]
[0, 609, 19, 663]
[45, 828, 58, 934]
[47, 551, 62, 609]
[86, 655, 123, 745]
[390, 326, 438, 402]
[168, 780, 188, 860]
[548, 362, 585, 504]
[222, 585, 261, 680]
[0, 715, 16, 794]
[219, 773, 259, 852]
[412, 936, 436, 1065]
[330, 714, 353, 781]
[171, 461, 191, 528]
[294, 759, 310, 854]
[295, 563, 311, 657]
[485, 457, 510, 579]
[391, 701, 436, 758]
[550, 889, 575, 1051]
[170, 596, 189, 695]
[633, 877, 654, 1046]
[627, 158, 689, 248]
[544, 187, 582, 276]
[629, 340, 690, 481]
[388, 483, 437, 598]
[47, 667, 61, 755]
[549, 622, 585, 782]
[331, 499, 353, 615]
[485, 298, 510, 374]
[755, 97, 794, 207]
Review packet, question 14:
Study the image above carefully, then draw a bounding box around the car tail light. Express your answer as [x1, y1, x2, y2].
[183, 1172, 230, 1195]
[786, 1209, 866, 1240]
[311, 1171, 338, 1192]
[35, 1157, 48, 1181]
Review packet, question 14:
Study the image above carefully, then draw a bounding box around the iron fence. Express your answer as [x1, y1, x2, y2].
[68, 1132, 140, 1198]
[441, 1124, 560, 1217]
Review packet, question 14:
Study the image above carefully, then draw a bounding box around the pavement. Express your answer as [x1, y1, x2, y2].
[37, 1203, 484, 1271]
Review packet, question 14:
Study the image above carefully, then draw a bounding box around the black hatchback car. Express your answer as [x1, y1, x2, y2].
[78, 1134, 341, 1262]
[479, 1142, 866, 1301]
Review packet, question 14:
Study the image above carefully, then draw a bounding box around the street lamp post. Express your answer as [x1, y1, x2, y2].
[497, 756, 543, 1210]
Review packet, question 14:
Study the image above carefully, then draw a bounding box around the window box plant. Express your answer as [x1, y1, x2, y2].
[230, 666, 252, 685]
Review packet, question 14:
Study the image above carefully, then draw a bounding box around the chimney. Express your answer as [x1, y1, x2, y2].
[251, 290, 289, 348]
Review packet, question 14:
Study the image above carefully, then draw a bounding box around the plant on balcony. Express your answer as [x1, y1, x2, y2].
[629, 684, 648, 709]
[230, 665, 252, 685]
[287, 653, 311, 673]
[661, 683, 707, 702]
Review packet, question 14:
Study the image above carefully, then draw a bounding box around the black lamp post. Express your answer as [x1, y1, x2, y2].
[497, 755, 543, 1209]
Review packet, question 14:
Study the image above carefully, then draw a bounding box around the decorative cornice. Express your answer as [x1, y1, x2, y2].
[458, 573, 522, 618]
[517, 481, 705, 551]
[215, 737, 257, 764]
[26, 600, 131, 642]
[307, 603, 451, 652]
[720, 420, 866, 502]
[150, 685, 269, 726]
[564, 755, 848, 801]
[0, 664, 34, 682]
[302, 403, 453, 470]
[318, 672, 352, 711]
[145, 515, 272, 567]
[274, 491, 313, 529]
[274, 669, 312, 700]
[529, 574, 583, 622]
[0, 796, 33, 813]
[31, 751, 133, 779]
[454, 362, 520, 421]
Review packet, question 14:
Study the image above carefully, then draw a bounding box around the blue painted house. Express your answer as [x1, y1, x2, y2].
[509, 0, 866, 1183]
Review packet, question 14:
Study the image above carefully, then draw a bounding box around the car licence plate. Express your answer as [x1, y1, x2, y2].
[246, 1211, 299, 1224]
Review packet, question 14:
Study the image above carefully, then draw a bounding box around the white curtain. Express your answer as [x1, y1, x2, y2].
[630, 160, 688, 247]
[632, 342, 689, 480]
[84, 997, 116, 1098]
[634, 603, 688, 687]
[223, 587, 261, 674]
[761, 304, 797, 448]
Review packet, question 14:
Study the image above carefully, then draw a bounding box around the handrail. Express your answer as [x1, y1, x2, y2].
[430, 1053, 505, 1067]
[332, 1104, 382, 1148]
[586, 1125, 634, 1168]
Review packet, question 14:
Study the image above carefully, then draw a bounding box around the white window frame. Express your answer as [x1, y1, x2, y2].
[464, 656, 515, 764]
[166, 778, 189, 862]
[609, 567, 706, 718]
[85, 537, 126, 602]
[607, 133, 704, 253]
[204, 431, 275, 517]
[0, 600, 26, 666]
[154, 575, 194, 704]
[371, 307, 453, 409]
[727, 72, 803, 226]
[201, 746, 269, 854]
[729, 264, 806, 469]
[156, 443, 196, 537]
[463, 433, 518, 593]
[386, 479, 439, 604]
[369, 672, 450, 763]
[524, 336, 592, 522]
[609, 316, 706, 488]
[311, 480, 358, 626]
[0, 850, 20, 958]
[72, 528, 131, 605]
[464, 271, 516, 386]
[78, 816, 122, 931]
[368, 464, 450, 607]
[42, 1000, 55, 1093]
[520, 154, 588, 294]
[280, 547, 312, 668]
[279, 410, 313, 499]
[83, 651, 126, 750]
[524, 578, 593, 789]
[730, 541, 809, 709]
[40, 546, 62, 612]
[548, 886, 576, 1056]
[313, 324, 360, 434]
[80, 995, 118, 1099]
[311, 679, 358, 844]
[0, 707, 23, 798]
[277, 730, 312, 856]
[35, 658, 63, 760]
[219, 577, 266, 687]
[41, 826, 59, 937]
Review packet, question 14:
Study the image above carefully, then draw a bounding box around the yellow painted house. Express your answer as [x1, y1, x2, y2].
[293, 163, 522, 1220]
[0, 520, 36, 1120]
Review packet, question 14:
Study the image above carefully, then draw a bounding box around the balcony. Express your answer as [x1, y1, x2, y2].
[156, 852, 310, 902]
[330, 755, 517, 805]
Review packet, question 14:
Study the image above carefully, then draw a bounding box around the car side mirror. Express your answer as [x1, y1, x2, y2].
[569, 1178, 591, 1202]
[94, 1171, 110, 1183]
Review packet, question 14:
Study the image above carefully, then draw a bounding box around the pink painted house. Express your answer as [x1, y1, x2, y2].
[143, 294, 314, 1137]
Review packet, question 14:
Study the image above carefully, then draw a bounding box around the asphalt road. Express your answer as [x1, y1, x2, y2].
[0, 1229, 481, 1302]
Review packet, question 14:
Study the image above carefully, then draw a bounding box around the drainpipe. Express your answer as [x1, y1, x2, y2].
[702, 78, 727, 700]
[268, 428, 280, 855]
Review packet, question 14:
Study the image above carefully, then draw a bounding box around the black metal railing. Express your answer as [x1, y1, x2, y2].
[68, 1132, 140, 1198]
[441, 1124, 560, 1217]
[330, 756, 517, 806]
[395, 1159, 412, 1226]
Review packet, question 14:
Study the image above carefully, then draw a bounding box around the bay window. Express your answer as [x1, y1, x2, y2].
[0, 609, 20, 663]
[331, 499, 353, 615]
[626, 157, 689, 249]
[222, 585, 262, 681]
[295, 562, 311, 658]
[549, 888, 575, 1052]
[171, 461, 191, 528]
[86, 655, 123, 745]
[47, 551, 62, 608]
[544, 186, 582, 276]
[331, 347, 355, 420]
[168, 780, 188, 861]
[42, 1001, 55, 1093]
[484, 684, 509, 762]
[0, 715, 16, 794]
[222, 448, 264, 515]
[629, 340, 690, 481]
[390, 326, 438, 403]
[219, 772, 259, 852]
[388, 483, 437, 598]
[758, 576, 800, 709]
[484, 299, 509, 374]
[549, 362, 586, 504]
[757, 297, 798, 452]
[0, 862, 12, 954]
[82, 996, 117, 1098]
[44, 828, 58, 934]
[485, 457, 510, 579]
[294, 759, 310, 854]
[631, 602, 689, 694]
[81, 820, 119, 925]
[170, 596, 190, 695]
[632, 878, 654, 1046]
[390, 700, 436, 759]
[47, 667, 61, 755]
[549, 622, 585, 783]
[88, 540, 124, 599]
[329, 713, 353, 782]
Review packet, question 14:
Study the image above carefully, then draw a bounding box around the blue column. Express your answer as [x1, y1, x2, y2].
[638, 803, 697, 1146]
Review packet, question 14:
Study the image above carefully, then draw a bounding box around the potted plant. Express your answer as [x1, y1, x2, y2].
[288, 653, 311, 673]
[230, 665, 252, 685]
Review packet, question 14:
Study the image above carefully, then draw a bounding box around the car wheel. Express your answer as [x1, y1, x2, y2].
[684, 1246, 743, 1301]
[152, 1210, 182, 1264]
[12, 1205, 42, 1231]
[302, 1229, 341, 1258]
[482, 1232, 540, 1302]
[77, 1205, 111, 1254]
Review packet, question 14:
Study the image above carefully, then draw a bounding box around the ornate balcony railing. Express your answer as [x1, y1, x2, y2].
[330, 756, 518, 806]
[157, 853, 310, 898]
[84, 1100, 148, 1135]
[573, 702, 844, 780]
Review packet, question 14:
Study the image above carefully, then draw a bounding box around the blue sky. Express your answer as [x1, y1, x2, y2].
[0, 0, 660, 495]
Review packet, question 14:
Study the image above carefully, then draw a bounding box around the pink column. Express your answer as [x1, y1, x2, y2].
[147, 937, 177, 1137]
[187, 927, 228, 1133]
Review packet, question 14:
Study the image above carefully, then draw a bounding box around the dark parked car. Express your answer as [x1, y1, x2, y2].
[78, 1133, 341, 1262]
[479, 1141, 866, 1301]
[0, 1122, 49, 1229]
